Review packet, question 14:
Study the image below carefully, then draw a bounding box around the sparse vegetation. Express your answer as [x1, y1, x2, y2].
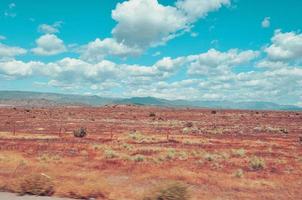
[0, 106, 300, 199]
[232, 148, 246, 157]
[132, 154, 145, 162]
[143, 182, 190, 200]
[204, 153, 215, 162]
[185, 122, 193, 128]
[104, 149, 119, 159]
[19, 173, 54, 196]
[73, 127, 87, 138]
[234, 169, 244, 178]
[249, 156, 265, 170]
[149, 112, 156, 117]
[66, 181, 108, 199]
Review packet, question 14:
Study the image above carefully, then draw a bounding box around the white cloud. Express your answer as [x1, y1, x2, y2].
[0, 35, 6, 40]
[111, 0, 230, 50]
[0, 43, 27, 58]
[38, 21, 63, 34]
[32, 34, 67, 56]
[152, 51, 161, 57]
[112, 0, 187, 48]
[261, 17, 270, 28]
[187, 49, 259, 76]
[265, 30, 302, 62]
[80, 38, 142, 63]
[256, 60, 290, 69]
[1, 41, 301, 105]
[8, 3, 16, 9]
[0, 60, 42, 77]
[4, 3, 17, 18]
[176, 0, 230, 22]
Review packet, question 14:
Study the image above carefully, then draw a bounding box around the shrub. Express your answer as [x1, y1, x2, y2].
[19, 173, 54, 196]
[104, 149, 118, 159]
[143, 182, 190, 200]
[249, 156, 265, 170]
[67, 181, 107, 199]
[73, 127, 87, 138]
[133, 155, 145, 162]
[185, 122, 193, 128]
[232, 148, 246, 157]
[204, 153, 215, 161]
[211, 110, 217, 114]
[166, 149, 176, 160]
[149, 112, 156, 117]
[234, 169, 244, 178]
[182, 127, 191, 134]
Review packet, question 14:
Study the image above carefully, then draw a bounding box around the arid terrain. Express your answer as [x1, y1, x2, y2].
[0, 105, 301, 200]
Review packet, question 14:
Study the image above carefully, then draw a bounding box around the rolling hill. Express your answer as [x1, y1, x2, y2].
[0, 91, 301, 111]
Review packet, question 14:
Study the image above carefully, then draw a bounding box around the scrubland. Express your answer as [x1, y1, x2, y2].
[0, 105, 301, 199]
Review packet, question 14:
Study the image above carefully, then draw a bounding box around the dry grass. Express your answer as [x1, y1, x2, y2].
[19, 173, 54, 196]
[0, 106, 301, 199]
[143, 182, 190, 200]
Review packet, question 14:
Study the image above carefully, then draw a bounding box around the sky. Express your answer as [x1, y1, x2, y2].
[0, 0, 302, 106]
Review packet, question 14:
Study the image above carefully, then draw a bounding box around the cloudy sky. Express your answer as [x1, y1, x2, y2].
[0, 0, 302, 106]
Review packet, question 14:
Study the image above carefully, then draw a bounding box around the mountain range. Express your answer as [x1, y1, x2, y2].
[0, 91, 301, 111]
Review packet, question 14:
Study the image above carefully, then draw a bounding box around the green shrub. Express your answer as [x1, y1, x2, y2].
[204, 153, 215, 161]
[232, 148, 245, 157]
[234, 169, 244, 178]
[104, 149, 118, 159]
[249, 156, 265, 170]
[133, 155, 145, 162]
[166, 149, 176, 160]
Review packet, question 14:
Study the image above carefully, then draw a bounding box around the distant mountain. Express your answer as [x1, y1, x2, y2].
[0, 91, 301, 111]
[0, 91, 117, 106]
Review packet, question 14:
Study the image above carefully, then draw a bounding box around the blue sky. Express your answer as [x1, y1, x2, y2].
[0, 0, 302, 105]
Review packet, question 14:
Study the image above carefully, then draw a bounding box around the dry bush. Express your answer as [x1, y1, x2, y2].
[185, 122, 193, 128]
[19, 173, 54, 196]
[143, 182, 190, 200]
[66, 181, 108, 199]
[149, 112, 156, 117]
[73, 127, 87, 138]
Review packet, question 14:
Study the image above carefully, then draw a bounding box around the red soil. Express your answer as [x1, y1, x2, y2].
[0, 105, 301, 200]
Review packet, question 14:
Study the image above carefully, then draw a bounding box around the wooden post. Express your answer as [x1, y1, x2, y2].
[13, 121, 16, 136]
[166, 131, 169, 141]
[59, 118, 63, 137]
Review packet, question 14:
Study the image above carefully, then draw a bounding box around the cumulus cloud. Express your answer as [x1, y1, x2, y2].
[176, 0, 230, 22]
[0, 35, 6, 40]
[261, 17, 270, 28]
[111, 0, 230, 50]
[38, 21, 62, 34]
[187, 49, 259, 76]
[0, 43, 27, 58]
[0, 60, 43, 77]
[265, 30, 302, 62]
[80, 38, 142, 63]
[80, 0, 230, 60]
[1, 42, 301, 105]
[32, 34, 67, 56]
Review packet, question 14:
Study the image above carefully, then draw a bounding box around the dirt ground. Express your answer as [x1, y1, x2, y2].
[0, 105, 301, 200]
